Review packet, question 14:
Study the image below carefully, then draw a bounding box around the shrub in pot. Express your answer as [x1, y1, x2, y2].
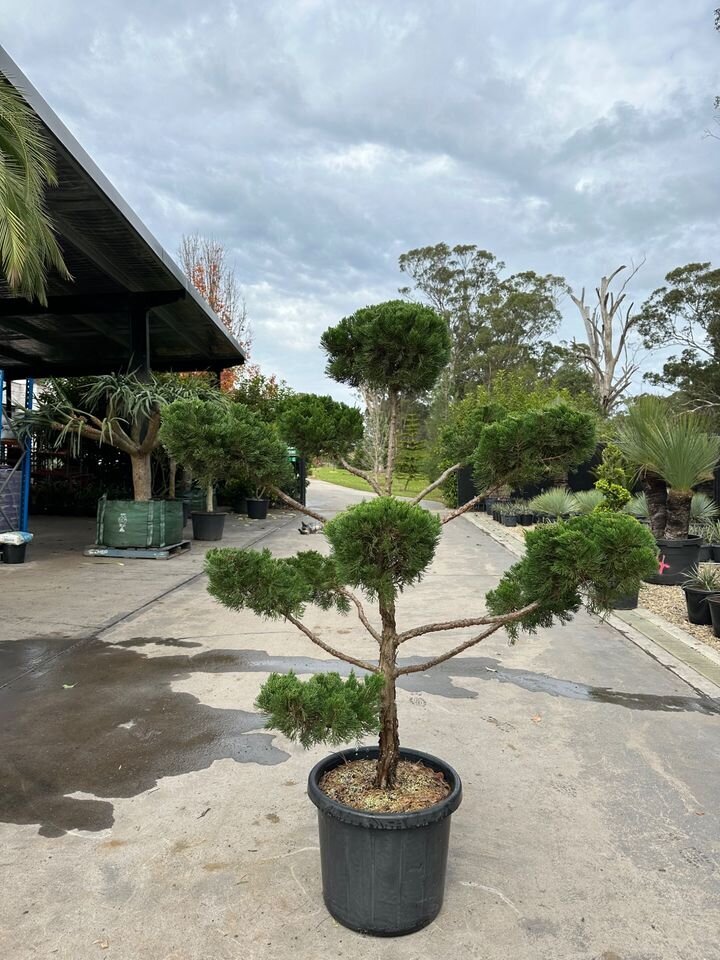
[617, 399, 720, 584]
[528, 487, 577, 520]
[682, 564, 720, 625]
[204, 301, 657, 936]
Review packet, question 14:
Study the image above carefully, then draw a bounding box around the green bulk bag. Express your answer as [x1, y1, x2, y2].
[96, 497, 184, 549]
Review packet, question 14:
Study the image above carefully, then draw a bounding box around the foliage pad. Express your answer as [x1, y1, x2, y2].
[256, 671, 383, 748]
[205, 548, 350, 620]
[324, 497, 441, 602]
[278, 393, 363, 461]
[486, 513, 658, 639]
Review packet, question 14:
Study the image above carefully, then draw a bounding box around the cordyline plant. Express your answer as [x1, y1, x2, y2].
[206, 301, 658, 790]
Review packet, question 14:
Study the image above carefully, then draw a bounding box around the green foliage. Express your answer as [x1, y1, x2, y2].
[255, 671, 383, 749]
[682, 563, 720, 591]
[162, 400, 293, 500]
[205, 548, 350, 620]
[595, 444, 628, 489]
[474, 404, 597, 491]
[486, 513, 658, 639]
[278, 393, 363, 461]
[638, 263, 720, 408]
[398, 244, 565, 398]
[231, 371, 292, 423]
[438, 392, 506, 465]
[624, 492, 649, 518]
[0, 77, 70, 303]
[324, 497, 441, 602]
[321, 300, 451, 395]
[691, 493, 720, 522]
[529, 487, 578, 517]
[594, 479, 630, 512]
[395, 412, 425, 487]
[573, 489, 607, 514]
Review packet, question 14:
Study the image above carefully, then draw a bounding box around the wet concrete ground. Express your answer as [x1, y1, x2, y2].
[2, 481, 720, 959]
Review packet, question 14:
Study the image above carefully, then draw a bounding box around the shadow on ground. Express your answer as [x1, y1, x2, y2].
[2, 637, 718, 837]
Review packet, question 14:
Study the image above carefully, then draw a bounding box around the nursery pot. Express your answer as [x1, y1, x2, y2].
[683, 587, 720, 625]
[612, 588, 639, 611]
[308, 746, 462, 937]
[644, 536, 701, 586]
[519, 513, 534, 526]
[698, 543, 712, 563]
[191, 511, 226, 541]
[501, 514, 517, 527]
[710, 544, 720, 563]
[2, 542, 27, 564]
[246, 498, 269, 520]
[708, 597, 720, 638]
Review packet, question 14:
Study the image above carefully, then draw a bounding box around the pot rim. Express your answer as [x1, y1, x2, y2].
[308, 745, 462, 830]
[683, 586, 720, 597]
[655, 535, 702, 546]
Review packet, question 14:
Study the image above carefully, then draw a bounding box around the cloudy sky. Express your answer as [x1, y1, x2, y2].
[2, 1, 719, 399]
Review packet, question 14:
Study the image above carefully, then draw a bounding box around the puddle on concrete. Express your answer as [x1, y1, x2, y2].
[2, 637, 718, 838]
[0, 638, 289, 837]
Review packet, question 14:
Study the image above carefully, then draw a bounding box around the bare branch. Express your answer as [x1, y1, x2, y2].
[441, 491, 489, 524]
[411, 462, 462, 505]
[269, 486, 328, 523]
[286, 613, 379, 673]
[397, 610, 528, 643]
[339, 457, 383, 496]
[395, 602, 540, 675]
[339, 588, 382, 644]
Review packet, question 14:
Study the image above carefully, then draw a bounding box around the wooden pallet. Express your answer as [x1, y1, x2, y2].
[83, 540, 192, 560]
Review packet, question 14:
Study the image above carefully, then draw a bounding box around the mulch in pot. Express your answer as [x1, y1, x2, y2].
[319, 758, 450, 814]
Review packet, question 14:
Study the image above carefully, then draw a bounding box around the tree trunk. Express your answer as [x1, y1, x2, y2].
[168, 457, 177, 499]
[206, 480, 214, 513]
[385, 389, 400, 496]
[131, 453, 153, 502]
[643, 474, 667, 539]
[664, 490, 692, 540]
[375, 598, 399, 789]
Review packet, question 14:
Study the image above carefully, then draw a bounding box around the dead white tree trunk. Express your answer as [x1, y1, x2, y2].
[569, 261, 645, 414]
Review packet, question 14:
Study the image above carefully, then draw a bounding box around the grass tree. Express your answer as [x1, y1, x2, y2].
[617, 398, 720, 538]
[205, 301, 658, 792]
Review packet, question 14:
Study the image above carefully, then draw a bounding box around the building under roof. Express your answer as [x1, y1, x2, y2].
[0, 44, 246, 382]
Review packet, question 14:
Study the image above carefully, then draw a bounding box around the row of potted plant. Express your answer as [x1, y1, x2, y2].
[682, 564, 720, 635]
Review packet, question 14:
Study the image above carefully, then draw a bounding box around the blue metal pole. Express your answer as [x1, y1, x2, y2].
[19, 377, 33, 531]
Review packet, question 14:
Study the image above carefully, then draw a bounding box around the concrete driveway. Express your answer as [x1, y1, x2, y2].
[1, 481, 719, 960]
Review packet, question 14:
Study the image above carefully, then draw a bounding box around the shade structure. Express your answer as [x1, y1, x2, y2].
[0, 45, 246, 381]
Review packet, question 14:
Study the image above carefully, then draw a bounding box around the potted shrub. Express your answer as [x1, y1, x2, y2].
[590, 445, 639, 609]
[682, 565, 720, 625]
[702, 520, 720, 562]
[708, 594, 720, 637]
[528, 486, 577, 520]
[14, 373, 198, 550]
[204, 301, 658, 936]
[617, 399, 720, 585]
[160, 399, 231, 541]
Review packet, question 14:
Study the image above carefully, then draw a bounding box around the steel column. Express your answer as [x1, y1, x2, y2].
[19, 378, 33, 530]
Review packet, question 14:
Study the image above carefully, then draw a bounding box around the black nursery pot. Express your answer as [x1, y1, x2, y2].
[191, 511, 226, 541]
[2, 542, 27, 564]
[698, 543, 712, 563]
[612, 588, 639, 610]
[710, 544, 720, 563]
[501, 514, 517, 527]
[708, 597, 720, 637]
[246, 497, 269, 520]
[644, 536, 701, 586]
[308, 746, 463, 937]
[683, 587, 720, 625]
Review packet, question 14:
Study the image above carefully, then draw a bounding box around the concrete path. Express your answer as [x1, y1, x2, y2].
[1, 481, 719, 959]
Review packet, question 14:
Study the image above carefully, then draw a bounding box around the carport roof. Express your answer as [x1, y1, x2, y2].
[0, 45, 246, 381]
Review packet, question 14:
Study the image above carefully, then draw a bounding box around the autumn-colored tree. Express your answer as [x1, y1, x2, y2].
[179, 234, 251, 390]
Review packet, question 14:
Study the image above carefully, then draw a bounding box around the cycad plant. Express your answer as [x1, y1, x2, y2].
[0, 75, 70, 303]
[616, 400, 720, 539]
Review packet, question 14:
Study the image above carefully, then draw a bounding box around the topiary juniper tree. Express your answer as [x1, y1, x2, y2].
[205, 300, 658, 790]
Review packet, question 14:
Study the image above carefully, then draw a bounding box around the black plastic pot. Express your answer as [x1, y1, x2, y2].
[191, 511, 226, 541]
[698, 543, 712, 563]
[501, 514, 517, 527]
[2, 542, 27, 564]
[246, 498, 269, 520]
[612, 588, 639, 610]
[711, 544, 720, 562]
[518, 513, 534, 526]
[709, 597, 720, 637]
[308, 746, 462, 937]
[683, 587, 720, 625]
[644, 536, 701, 586]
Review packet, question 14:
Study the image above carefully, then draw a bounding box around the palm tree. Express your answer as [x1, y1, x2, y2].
[0, 75, 70, 304]
[617, 399, 720, 539]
